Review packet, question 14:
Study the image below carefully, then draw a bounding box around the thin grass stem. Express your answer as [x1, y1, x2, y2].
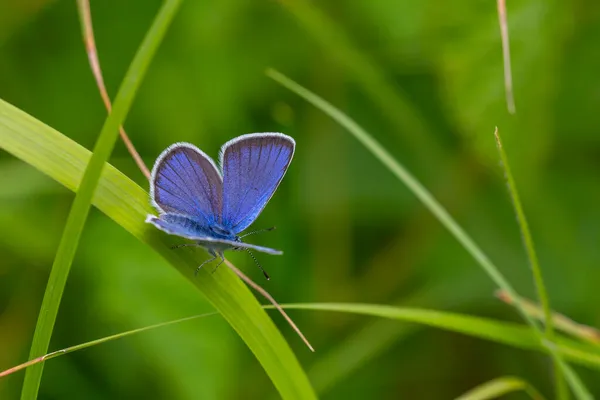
[223, 259, 314, 352]
[1, 313, 217, 379]
[497, 0, 516, 114]
[76, 0, 151, 179]
[20, 2, 182, 398]
[4, 303, 600, 382]
[493, 129, 566, 397]
[496, 290, 600, 345]
[266, 69, 592, 399]
[493, 130, 553, 335]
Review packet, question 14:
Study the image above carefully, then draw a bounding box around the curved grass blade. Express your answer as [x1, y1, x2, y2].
[455, 376, 545, 400]
[281, 303, 600, 369]
[0, 312, 219, 379]
[20, 1, 183, 398]
[266, 69, 592, 399]
[3, 303, 600, 385]
[0, 107, 316, 398]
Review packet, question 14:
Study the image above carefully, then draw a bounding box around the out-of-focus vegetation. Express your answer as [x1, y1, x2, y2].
[1, 0, 599, 398]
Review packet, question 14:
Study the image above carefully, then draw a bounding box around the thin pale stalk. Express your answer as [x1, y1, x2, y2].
[496, 290, 600, 346]
[266, 69, 591, 399]
[497, 0, 516, 114]
[4, 303, 600, 382]
[223, 259, 314, 352]
[20, 2, 182, 398]
[76, 0, 151, 180]
[1, 313, 217, 378]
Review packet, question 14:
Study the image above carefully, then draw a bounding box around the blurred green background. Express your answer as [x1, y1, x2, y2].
[1, 0, 599, 398]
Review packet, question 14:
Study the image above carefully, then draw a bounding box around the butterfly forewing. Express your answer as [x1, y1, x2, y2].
[150, 143, 223, 227]
[220, 133, 295, 233]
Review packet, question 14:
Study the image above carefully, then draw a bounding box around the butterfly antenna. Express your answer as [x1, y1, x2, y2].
[240, 226, 276, 238]
[246, 249, 270, 280]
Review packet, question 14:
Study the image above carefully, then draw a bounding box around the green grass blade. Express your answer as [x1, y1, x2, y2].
[266, 69, 592, 399]
[0, 312, 219, 378]
[281, 303, 600, 369]
[266, 69, 528, 319]
[19, 1, 183, 398]
[455, 376, 546, 400]
[0, 103, 316, 399]
[493, 128, 565, 397]
[3, 303, 600, 383]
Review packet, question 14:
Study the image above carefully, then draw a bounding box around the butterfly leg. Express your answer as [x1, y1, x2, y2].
[194, 254, 217, 276]
[211, 255, 225, 274]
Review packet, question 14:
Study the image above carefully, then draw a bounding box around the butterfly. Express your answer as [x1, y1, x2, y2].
[146, 132, 295, 279]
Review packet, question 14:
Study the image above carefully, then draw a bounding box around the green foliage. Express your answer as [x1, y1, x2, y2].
[1, 0, 599, 399]
[455, 376, 545, 400]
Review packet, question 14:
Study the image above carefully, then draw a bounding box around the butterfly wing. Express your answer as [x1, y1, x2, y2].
[146, 214, 283, 255]
[220, 133, 295, 234]
[150, 143, 223, 227]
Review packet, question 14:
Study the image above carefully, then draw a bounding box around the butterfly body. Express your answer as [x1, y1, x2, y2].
[146, 133, 295, 273]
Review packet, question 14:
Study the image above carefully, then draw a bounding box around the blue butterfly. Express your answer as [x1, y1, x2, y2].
[146, 133, 295, 278]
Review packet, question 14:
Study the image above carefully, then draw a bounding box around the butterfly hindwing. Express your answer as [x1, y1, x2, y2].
[220, 133, 295, 234]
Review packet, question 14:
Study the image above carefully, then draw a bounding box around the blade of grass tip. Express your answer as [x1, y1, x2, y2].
[496, 290, 600, 346]
[77, 0, 151, 180]
[20, 1, 182, 398]
[455, 376, 546, 400]
[223, 259, 314, 352]
[493, 129, 553, 337]
[493, 128, 567, 398]
[0, 312, 218, 379]
[266, 69, 592, 399]
[496, 0, 516, 114]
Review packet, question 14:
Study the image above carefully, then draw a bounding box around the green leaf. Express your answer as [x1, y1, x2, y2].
[20, 1, 184, 398]
[455, 376, 546, 400]
[0, 102, 315, 399]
